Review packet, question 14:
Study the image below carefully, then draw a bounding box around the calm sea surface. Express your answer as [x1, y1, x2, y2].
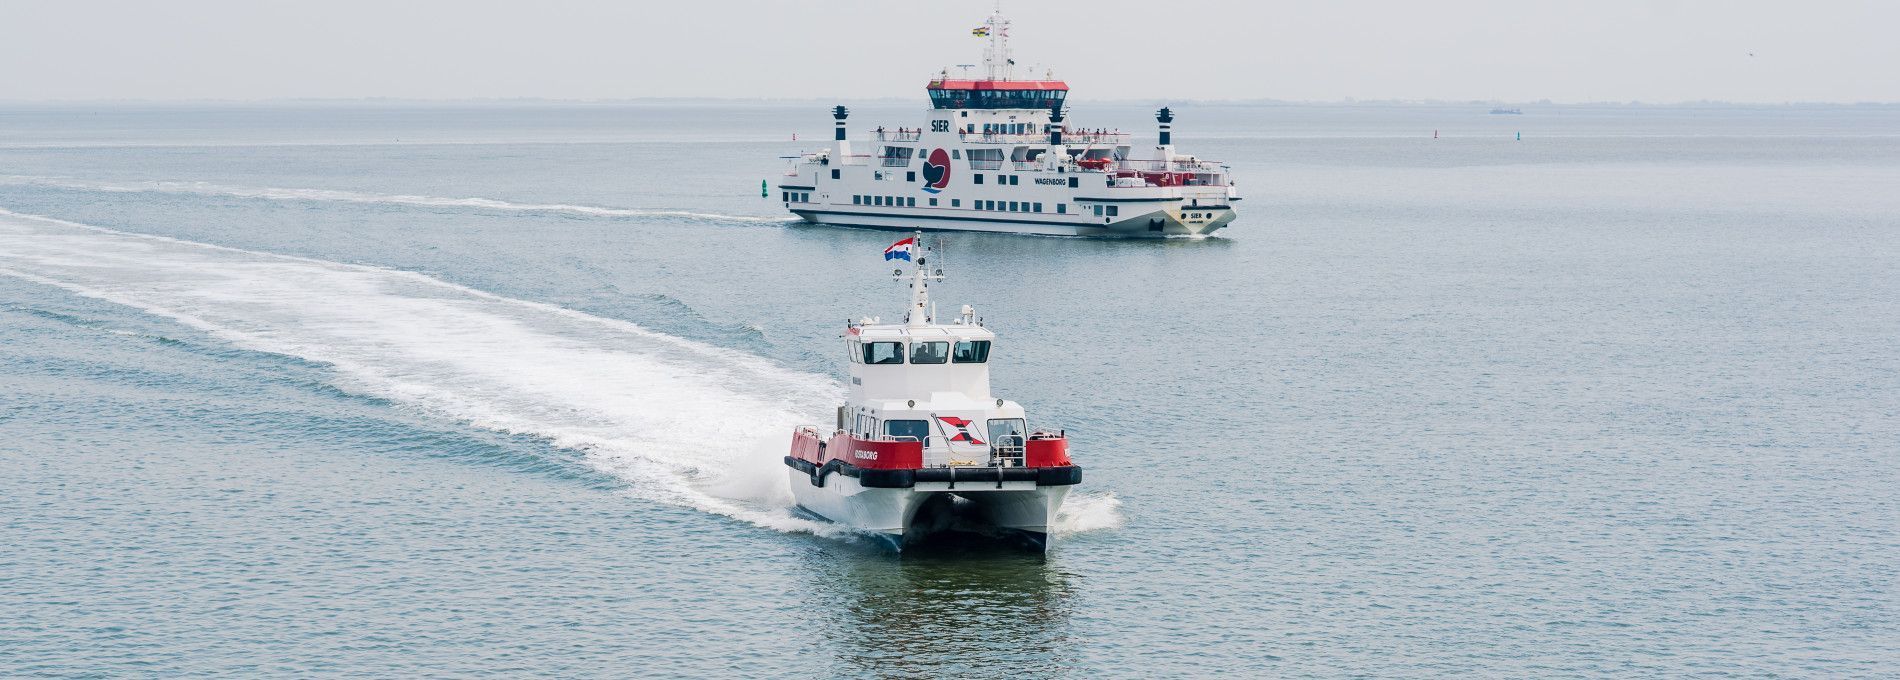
[2, 101, 1897, 677]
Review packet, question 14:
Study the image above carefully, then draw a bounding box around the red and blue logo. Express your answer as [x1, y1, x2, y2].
[920, 148, 951, 194]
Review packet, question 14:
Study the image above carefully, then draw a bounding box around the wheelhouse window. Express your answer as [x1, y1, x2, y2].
[953, 340, 991, 363]
[987, 418, 1027, 449]
[847, 339, 862, 363]
[863, 341, 904, 365]
[910, 341, 949, 364]
[884, 419, 930, 446]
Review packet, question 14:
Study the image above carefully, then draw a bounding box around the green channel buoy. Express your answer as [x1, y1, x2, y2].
[761, 179, 768, 197]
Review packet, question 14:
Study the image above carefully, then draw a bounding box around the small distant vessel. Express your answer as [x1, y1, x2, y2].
[1489, 107, 1524, 115]
[775, 8, 1239, 237]
[785, 234, 1082, 551]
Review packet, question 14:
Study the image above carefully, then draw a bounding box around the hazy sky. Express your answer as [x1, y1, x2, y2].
[3, 0, 1896, 103]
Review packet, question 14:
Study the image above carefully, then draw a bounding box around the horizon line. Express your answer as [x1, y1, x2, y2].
[1, 96, 1896, 108]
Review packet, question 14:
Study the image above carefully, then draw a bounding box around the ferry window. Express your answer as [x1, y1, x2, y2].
[910, 341, 949, 364]
[974, 174, 984, 185]
[884, 419, 930, 446]
[907, 197, 915, 207]
[952, 149, 962, 159]
[1009, 201, 1019, 212]
[951, 199, 960, 207]
[831, 169, 840, 180]
[1034, 202, 1043, 212]
[907, 171, 916, 182]
[863, 341, 904, 365]
[1093, 205, 1103, 216]
[953, 340, 991, 363]
[929, 198, 938, 206]
[1067, 176, 1078, 188]
[1010, 175, 1020, 186]
[1107, 206, 1120, 217]
[987, 419, 1026, 449]
[1057, 204, 1066, 214]
[781, 192, 788, 201]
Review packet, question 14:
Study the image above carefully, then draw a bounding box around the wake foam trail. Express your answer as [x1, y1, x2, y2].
[0, 208, 835, 535]
[0, 175, 792, 224]
[0, 210, 1121, 539]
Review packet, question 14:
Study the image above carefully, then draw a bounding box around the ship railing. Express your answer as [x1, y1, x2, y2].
[1010, 161, 1044, 171]
[873, 131, 923, 142]
[958, 132, 1038, 144]
[957, 131, 1130, 144]
[1061, 133, 1130, 145]
[1114, 159, 1225, 173]
[968, 160, 1004, 170]
[878, 156, 912, 167]
[989, 435, 1026, 468]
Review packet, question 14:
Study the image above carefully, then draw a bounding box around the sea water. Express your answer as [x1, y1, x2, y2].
[2, 101, 1897, 677]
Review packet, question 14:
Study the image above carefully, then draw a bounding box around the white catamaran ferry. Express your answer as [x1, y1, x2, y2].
[776, 9, 1240, 237]
[785, 234, 1082, 551]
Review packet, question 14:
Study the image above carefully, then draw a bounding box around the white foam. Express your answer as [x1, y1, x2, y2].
[1054, 492, 1125, 535]
[0, 208, 838, 535]
[0, 175, 792, 223]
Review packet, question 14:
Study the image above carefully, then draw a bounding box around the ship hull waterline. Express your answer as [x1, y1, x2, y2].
[790, 206, 1236, 238]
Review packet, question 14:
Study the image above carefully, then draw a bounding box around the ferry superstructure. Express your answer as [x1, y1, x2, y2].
[776, 10, 1239, 237]
[785, 235, 1081, 551]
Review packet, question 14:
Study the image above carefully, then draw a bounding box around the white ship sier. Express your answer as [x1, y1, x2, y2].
[776, 9, 1240, 237]
[784, 234, 1083, 551]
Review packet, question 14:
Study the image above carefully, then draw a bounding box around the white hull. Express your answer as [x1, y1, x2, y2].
[788, 469, 1071, 550]
[791, 204, 1234, 238]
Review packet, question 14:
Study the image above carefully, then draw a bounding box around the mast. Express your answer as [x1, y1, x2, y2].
[898, 231, 944, 327]
[982, 6, 1012, 81]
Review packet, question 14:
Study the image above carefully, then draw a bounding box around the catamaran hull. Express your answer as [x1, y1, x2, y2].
[788, 469, 1072, 551]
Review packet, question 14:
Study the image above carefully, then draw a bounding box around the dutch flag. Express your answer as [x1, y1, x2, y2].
[883, 237, 916, 262]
